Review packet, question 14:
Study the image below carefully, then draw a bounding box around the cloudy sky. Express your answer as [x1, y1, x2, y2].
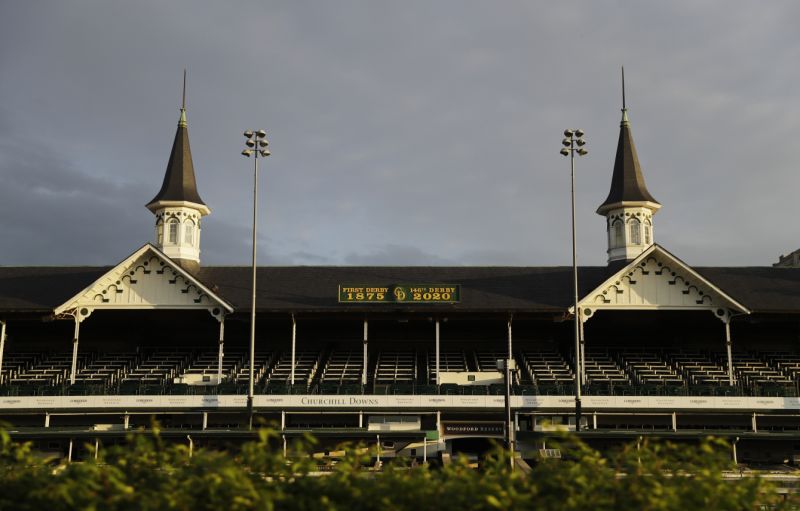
[1, 2, 798, 267]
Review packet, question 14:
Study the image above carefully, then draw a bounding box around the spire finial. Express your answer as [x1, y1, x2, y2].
[179, 69, 187, 127]
[620, 66, 629, 125]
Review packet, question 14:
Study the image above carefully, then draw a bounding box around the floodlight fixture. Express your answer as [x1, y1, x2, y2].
[244, 130, 254, 138]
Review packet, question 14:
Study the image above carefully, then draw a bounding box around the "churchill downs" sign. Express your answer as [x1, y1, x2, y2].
[338, 284, 461, 304]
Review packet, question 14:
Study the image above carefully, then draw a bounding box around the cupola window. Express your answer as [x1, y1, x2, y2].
[168, 219, 179, 244]
[630, 218, 641, 245]
[613, 220, 623, 247]
[184, 220, 194, 246]
[644, 223, 651, 245]
[156, 219, 164, 245]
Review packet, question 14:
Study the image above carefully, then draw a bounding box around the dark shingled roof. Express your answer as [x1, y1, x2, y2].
[597, 111, 659, 213]
[146, 110, 205, 209]
[2, 265, 800, 315]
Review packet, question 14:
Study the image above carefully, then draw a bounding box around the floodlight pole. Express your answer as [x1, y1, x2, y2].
[561, 129, 587, 433]
[242, 131, 270, 430]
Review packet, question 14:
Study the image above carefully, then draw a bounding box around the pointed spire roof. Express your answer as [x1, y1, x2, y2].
[596, 69, 660, 215]
[146, 72, 207, 213]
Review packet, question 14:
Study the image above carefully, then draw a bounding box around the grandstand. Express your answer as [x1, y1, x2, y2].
[2, 93, 800, 465]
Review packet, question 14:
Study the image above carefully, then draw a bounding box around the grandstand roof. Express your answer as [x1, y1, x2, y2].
[1, 265, 800, 314]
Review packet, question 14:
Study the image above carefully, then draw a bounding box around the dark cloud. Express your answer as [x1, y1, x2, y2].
[1, 1, 799, 268]
[344, 245, 459, 266]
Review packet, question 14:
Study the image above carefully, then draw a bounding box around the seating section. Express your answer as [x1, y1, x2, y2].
[669, 350, 729, 385]
[583, 348, 630, 384]
[373, 350, 416, 384]
[474, 350, 507, 372]
[520, 349, 573, 385]
[267, 351, 320, 386]
[618, 348, 684, 385]
[1, 344, 799, 396]
[320, 349, 363, 383]
[427, 350, 467, 382]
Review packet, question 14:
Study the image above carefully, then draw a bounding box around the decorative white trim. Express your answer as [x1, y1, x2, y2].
[53, 244, 233, 316]
[146, 200, 210, 216]
[575, 244, 749, 319]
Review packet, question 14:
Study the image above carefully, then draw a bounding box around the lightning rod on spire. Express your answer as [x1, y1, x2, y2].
[182, 69, 187, 111]
[621, 66, 626, 111]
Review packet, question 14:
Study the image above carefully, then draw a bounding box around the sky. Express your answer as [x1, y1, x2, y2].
[1, 1, 799, 268]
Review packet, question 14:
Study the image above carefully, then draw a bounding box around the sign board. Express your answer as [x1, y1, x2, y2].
[442, 421, 505, 436]
[338, 284, 460, 304]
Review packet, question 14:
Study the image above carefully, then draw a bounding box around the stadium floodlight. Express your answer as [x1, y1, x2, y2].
[242, 129, 271, 430]
[560, 128, 587, 432]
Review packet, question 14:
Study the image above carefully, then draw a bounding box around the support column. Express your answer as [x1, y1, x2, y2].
[507, 315, 513, 384]
[435, 319, 440, 386]
[579, 315, 586, 385]
[290, 314, 297, 386]
[70, 314, 81, 385]
[217, 317, 225, 382]
[362, 318, 368, 386]
[725, 318, 734, 386]
[0, 320, 6, 385]
[423, 436, 427, 464]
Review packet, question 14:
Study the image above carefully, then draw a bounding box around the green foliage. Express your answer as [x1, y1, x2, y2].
[0, 426, 794, 511]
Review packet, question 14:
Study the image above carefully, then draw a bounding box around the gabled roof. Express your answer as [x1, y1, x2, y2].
[577, 244, 749, 315]
[597, 110, 660, 214]
[52, 244, 232, 316]
[145, 109, 207, 212]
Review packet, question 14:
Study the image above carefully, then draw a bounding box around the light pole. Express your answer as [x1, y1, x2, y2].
[242, 129, 270, 430]
[560, 129, 587, 432]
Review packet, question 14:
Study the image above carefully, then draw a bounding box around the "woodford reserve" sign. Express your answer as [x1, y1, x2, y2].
[338, 284, 461, 304]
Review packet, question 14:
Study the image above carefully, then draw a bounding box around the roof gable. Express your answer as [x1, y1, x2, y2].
[53, 244, 233, 316]
[578, 244, 749, 318]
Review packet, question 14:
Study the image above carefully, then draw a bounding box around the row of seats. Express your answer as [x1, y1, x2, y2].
[3, 346, 800, 391]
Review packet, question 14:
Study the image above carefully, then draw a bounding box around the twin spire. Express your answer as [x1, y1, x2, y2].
[146, 71, 209, 270]
[597, 68, 661, 264]
[143, 69, 660, 268]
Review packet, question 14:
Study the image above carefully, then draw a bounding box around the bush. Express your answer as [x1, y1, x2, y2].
[0, 426, 794, 510]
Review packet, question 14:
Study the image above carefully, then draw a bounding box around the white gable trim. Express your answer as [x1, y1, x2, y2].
[54, 244, 233, 316]
[576, 244, 749, 317]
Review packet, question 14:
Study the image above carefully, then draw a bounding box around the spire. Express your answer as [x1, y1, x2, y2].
[146, 70, 207, 212]
[596, 68, 659, 215]
[178, 69, 187, 128]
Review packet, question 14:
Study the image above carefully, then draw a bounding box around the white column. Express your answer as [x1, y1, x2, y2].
[435, 319, 440, 386]
[217, 317, 225, 382]
[70, 315, 81, 385]
[423, 436, 427, 463]
[290, 314, 297, 386]
[507, 315, 513, 383]
[725, 318, 734, 386]
[579, 315, 586, 385]
[0, 320, 6, 385]
[362, 319, 368, 386]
